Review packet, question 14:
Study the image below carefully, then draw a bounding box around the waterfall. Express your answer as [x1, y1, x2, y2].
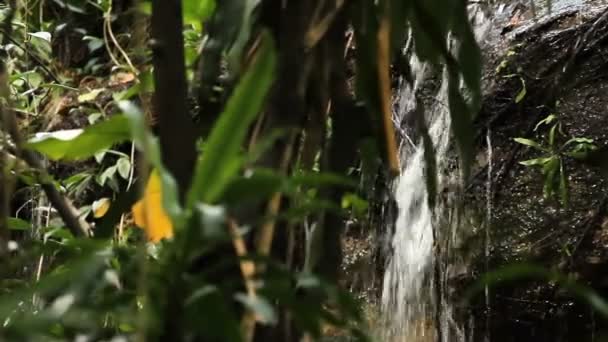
[380, 5, 491, 342]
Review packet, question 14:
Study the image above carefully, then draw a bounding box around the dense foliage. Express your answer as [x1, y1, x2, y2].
[0, 0, 487, 340]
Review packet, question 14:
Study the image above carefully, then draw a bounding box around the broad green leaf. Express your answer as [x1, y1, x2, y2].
[183, 0, 215, 29]
[188, 32, 276, 206]
[28, 31, 51, 42]
[220, 169, 283, 204]
[8, 217, 30, 230]
[26, 115, 131, 160]
[116, 157, 131, 180]
[513, 137, 545, 151]
[97, 165, 117, 186]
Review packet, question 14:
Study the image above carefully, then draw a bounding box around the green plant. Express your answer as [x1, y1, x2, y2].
[514, 114, 597, 205]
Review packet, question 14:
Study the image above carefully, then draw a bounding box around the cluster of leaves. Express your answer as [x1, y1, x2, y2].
[515, 114, 597, 205]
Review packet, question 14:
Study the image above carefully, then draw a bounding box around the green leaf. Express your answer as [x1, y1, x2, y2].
[77, 88, 104, 103]
[559, 159, 569, 206]
[513, 137, 545, 151]
[28, 31, 51, 42]
[542, 157, 559, 198]
[534, 114, 557, 131]
[235, 294, 277, 325]
[515, 78, 527, 103]
[220, 169, 283, 204]
[183, 0, 215, 29]
[98, 165, 117, 186]
[116, 157, 131, 180]
[564, 137, 595, 147]
[26, 115, 131, 160]
[548, 124, 557, 148]
[188, 32, 276, 206]
[8, 217, 30, 230]
[519, 157, 552, 166]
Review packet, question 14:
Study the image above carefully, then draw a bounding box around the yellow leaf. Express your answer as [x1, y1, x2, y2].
[92, 198, 111, 218]
[131, 169, 173, 242]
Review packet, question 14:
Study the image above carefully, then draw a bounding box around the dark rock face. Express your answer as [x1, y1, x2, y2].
[463, 4, 608, 341]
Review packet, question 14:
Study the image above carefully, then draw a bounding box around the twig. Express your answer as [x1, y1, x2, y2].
[0, 99, 91, 238]
[0, 28, 61, 84]
[241, 132, 297, 342]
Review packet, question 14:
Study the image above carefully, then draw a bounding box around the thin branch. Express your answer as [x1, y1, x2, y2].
[0, 71, 91, 237]
[0, 27, 61, 84]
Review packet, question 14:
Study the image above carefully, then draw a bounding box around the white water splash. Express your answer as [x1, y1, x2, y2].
[380, 6, 492, 342]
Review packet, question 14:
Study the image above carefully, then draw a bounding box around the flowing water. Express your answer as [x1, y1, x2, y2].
[380, 5, 492, 342]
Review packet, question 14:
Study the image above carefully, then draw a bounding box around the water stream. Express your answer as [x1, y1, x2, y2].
[380, 4, 492, 342]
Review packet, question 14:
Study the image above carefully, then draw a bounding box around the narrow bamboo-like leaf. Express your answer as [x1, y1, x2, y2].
[559, 159, 569, 206]
[519, 157, 552, 166]
[548, 124, 557, 148]
[515, 85, 527, 103]
[448, 69, 474, 180]
[534, 114, 557, 131]
[513, 137, 545, 151]
[564, 137, 595, 147]
[26, 115, 131, 160]
[188, 32, 276, 206]
[542, 157, 559, 198]
[452, 0, 482, 110]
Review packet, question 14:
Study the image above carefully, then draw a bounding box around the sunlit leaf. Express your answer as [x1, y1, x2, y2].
[92, 198, 111, 218]
[519, 157, 552, 166]
[515, 84, 527, 103]
[534, 114, 557, 131]
[28, 31, 51, 42]
[77, 88, 104, 103]
[116, 157, 131, 180]
[27, 115, 131, 160]
[513, 137, 545, 151]
[183, 0, 215, 29]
